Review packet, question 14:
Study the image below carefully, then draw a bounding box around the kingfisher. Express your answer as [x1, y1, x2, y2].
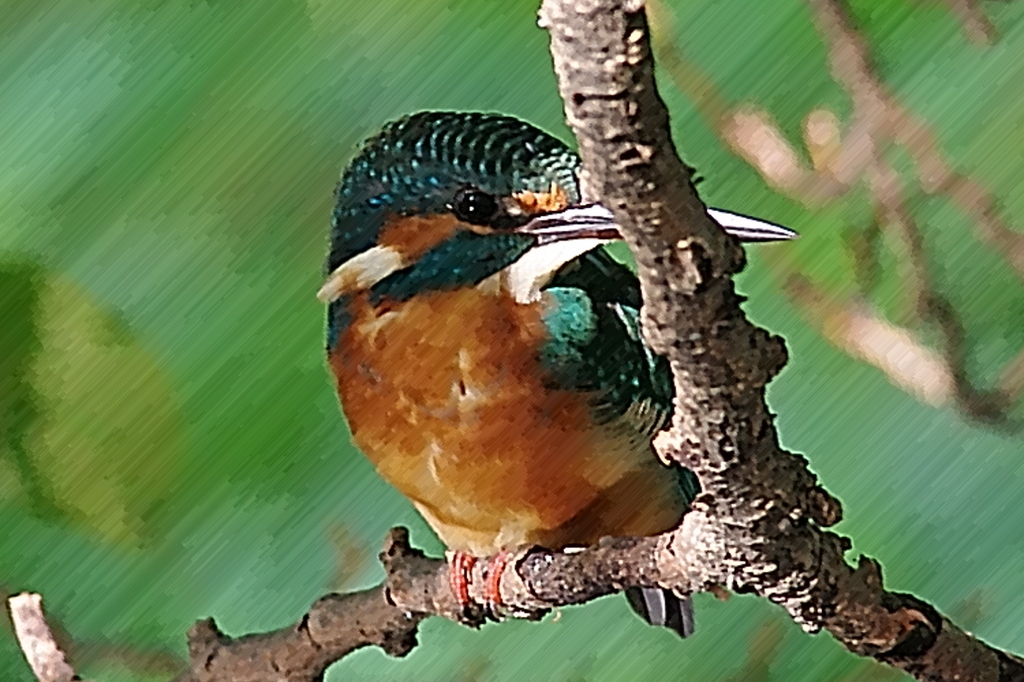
[320, 111, 795, 638]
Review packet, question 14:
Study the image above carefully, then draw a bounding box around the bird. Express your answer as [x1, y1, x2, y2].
[319, 111, 796, 638]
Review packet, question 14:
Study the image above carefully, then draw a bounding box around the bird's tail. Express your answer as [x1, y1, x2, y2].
[624, 586, 695, 638]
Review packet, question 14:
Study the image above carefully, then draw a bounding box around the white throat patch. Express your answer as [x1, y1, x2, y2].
[497, 238, 611, 304]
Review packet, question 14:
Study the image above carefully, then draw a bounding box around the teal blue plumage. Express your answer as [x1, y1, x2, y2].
[543, 256, 671, 429]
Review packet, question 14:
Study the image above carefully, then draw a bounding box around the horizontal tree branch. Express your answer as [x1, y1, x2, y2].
[172, 528, 688, 682]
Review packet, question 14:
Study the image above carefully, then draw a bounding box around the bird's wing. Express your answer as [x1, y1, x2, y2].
[543, 246, 667, 421]
[542, 247, 699, 504]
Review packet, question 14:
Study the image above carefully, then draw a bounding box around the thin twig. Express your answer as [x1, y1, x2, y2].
[8, 593, 82, 682]
[933, 0, 1000, 43]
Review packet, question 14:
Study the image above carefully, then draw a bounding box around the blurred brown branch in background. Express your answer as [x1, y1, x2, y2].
[930, 0, 1002, 44]
[722, 620, 786, 682]
[721, 619, 900, 682]
[326, 522, 373, 591]
[651, 0, 1024, 424]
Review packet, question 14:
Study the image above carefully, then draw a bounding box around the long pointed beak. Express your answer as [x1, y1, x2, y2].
[515, 203, 798, 243]
[515, 204, 622, 244]
[706, 208, 799, 242]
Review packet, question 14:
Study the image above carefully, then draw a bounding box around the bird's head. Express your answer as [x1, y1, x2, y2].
[319, 111, 795, 317]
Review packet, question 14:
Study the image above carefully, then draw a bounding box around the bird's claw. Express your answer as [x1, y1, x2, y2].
[446, 550, 511, 622]
[483, 551, 511, 618]
[447, 551, 478, 609]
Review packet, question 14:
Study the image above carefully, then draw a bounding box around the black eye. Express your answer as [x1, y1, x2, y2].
[450, 187, 500, 226]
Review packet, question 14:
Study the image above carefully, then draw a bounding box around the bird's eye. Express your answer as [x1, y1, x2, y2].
[450, 188, 500, 226]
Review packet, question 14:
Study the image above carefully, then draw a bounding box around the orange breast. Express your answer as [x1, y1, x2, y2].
[330, 286, 683, 554]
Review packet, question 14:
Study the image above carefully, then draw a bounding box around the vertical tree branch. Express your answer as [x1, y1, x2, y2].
[539, 1, 1024, 680]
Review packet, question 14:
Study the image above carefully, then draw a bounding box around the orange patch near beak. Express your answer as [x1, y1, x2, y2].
[513, 183, 569, 215]
[378, 212, 463, 261]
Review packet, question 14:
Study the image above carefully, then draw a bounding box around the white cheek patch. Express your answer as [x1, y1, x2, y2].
[317, 245, 406, 303]
[503, 238, 610, 304]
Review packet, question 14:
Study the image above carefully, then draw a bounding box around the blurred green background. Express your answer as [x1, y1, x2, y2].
[2, 1, 1024, 680]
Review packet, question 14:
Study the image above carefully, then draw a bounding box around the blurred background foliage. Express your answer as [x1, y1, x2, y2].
[2, 0, 1024, 680]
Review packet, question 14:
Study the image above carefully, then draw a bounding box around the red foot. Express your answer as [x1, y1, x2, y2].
[448, 551, 478, 607]
[483, 551, 510, 610]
